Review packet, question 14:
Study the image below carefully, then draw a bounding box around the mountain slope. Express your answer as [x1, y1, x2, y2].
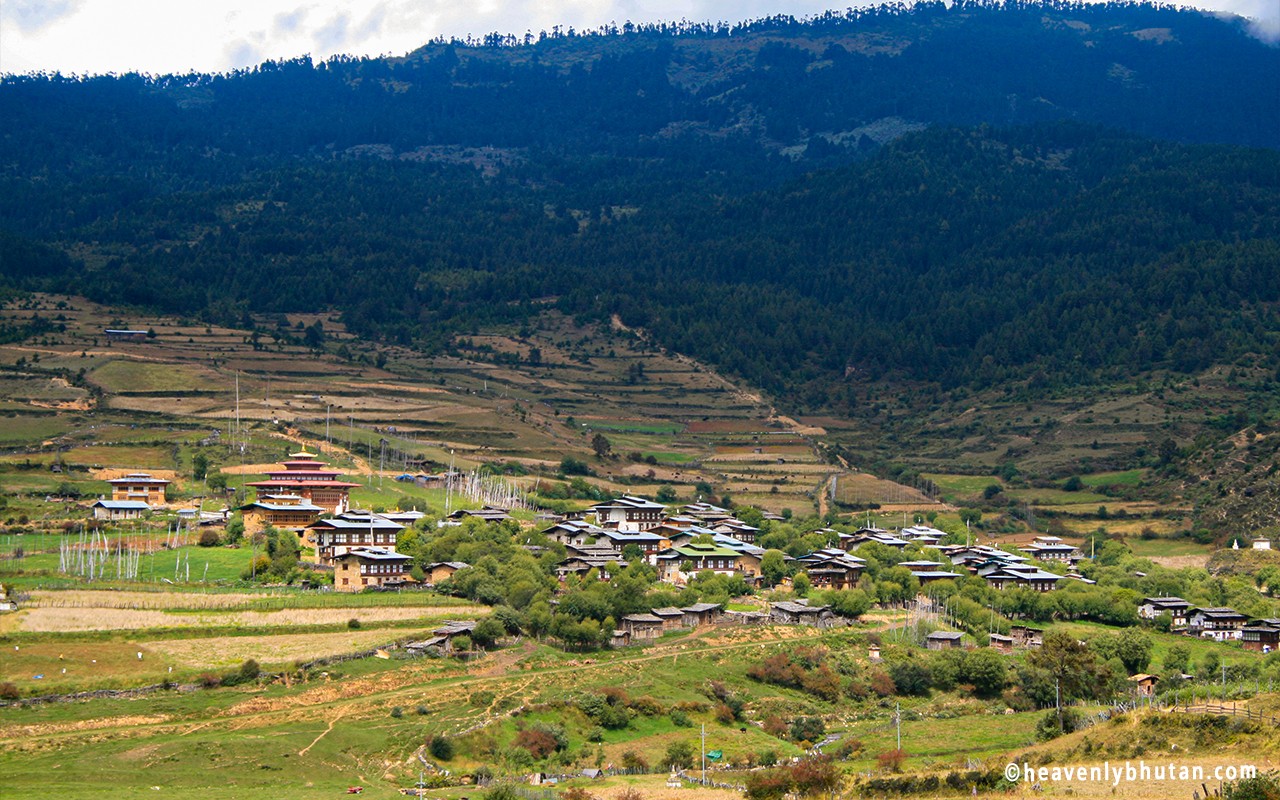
[0, 2, 1277, 416]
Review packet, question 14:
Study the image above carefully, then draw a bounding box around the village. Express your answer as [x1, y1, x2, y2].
[60, 444, 1280, 673]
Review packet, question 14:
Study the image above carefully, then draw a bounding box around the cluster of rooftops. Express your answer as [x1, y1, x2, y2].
[88, 456, 1101, 601]
[1137, 596, 1280, 650]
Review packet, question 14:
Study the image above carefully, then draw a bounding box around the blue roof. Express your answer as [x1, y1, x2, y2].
[92, 500, 150, 510]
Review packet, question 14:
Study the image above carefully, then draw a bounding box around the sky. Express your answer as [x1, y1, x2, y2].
[1, 0, 1276, 76]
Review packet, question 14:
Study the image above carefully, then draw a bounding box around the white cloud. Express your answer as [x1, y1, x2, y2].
[0, 0, 85, 34]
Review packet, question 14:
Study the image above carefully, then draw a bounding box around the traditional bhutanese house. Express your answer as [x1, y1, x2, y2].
[621, 613, 665, 640]
[1241, 620, 1280, 652]
[91, 499, 149, 520]
[711, 519, 760, 544]
[664, 525, 721, 548]
[652, 607, 686, 631]
[1128, 673, 1160, 697]
[796, 548, 866, 590]
[948, 546, 1029, 573]
[1019, 536, 1082, 564]
[898, 560, 963, 585]
[925, 631, 965, 650]
[654, 543, 741, 584]
[770, 601, 835, 627]
[542, 520, 607, 547]
[1009, 625, 1043, 648]
[565, 542, 624, 560]
[444, 506, 512, 524]
[1189, 607, 1249, 640]
[703, 534, 765, 578]
[761, 512, 786, 522]
[333, 547, 413, 592]
[681, 602, 724, 627]
[104, 328, 148, 342]
[239, 494, 324, 534]
[380, 510, 426, 526]
[590, 495, 667, 532]
[656, 516, 703, 531]
[1064, 572, 1096, 585]
[989, 633, 1015, 654]
[556, 556, 619, 581]
[912, 569, 965, 586]
[244, 450, 360, 513]
[610, 629, 631, 648]
[306, 512, 404, 563]
[846, 531, 910, 551]
[898, 525, 949, 546]
[981, 564, 1063, 592]
[683, 502, 733, 524]
[1138, 596, 1194, 630]
[596, 529, 670, 556]
[425, 561, 470, 585]
[406, 620, 478, 654]
[556, 545, 623, 581]
[108, 472, 170, 505]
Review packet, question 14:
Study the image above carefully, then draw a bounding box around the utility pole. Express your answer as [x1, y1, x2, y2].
[701, 723, 706, 785]
[1056, 677, 1062, 731]
[895, 702, 901, 751]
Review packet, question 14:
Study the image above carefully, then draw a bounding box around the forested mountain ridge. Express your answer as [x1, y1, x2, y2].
[1, 1, 1278, 416]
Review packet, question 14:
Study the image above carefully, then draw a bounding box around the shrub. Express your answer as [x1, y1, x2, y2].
[627, 694, 663, 716]
[789, 716, 825, 744]
[763, 715, 788, 738]
[197, 672, 221, 689]
[198, 529, 220, 547]
[889, 660, 931, 696]
[614, 789, 643, 800]
[390, 706, 404, 719]
[347, 617, 361, 629]
[876, 749, 908, 773]
[1036, 708, 1082, 741]
[621, 750, 648, 772]
[515, 728, 560, 759]
[429, 735, 455, 761]
[416, 705, 430, 716]
[0, 682, 19, 700]
[238, 659, 260, 681]
[663, 740, 695, 770]
[669, 708, 692, 727]
[580, 692, 632, 729]
[487, 786, 522, 800]
[745, 768, 792, 800]
[870, 670, 896, 697]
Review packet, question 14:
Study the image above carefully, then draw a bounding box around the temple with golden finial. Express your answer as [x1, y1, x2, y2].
[244, 449, 360, 513]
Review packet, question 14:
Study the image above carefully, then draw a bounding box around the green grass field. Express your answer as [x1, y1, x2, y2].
[1081, 469, 1147, 487]
[1124, 536, 1213, 559]
[88, 359, 218, 393]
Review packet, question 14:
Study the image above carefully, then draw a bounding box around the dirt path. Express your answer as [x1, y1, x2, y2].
[297, 709, 347, 756]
